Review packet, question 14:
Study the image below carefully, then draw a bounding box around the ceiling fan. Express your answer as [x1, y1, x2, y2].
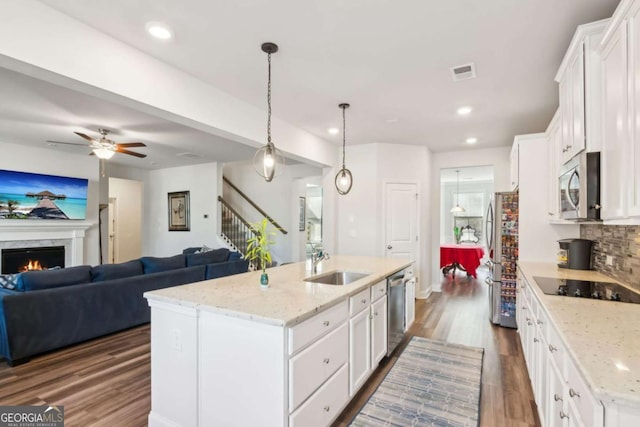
[75, 128, 147, 159]
[48, 128, 147, 159]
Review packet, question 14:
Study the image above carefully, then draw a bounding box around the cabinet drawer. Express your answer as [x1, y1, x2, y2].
[566, 356, 604, 427]
[289, 363, 349, 427]
[370, 280, 386, 302]
[289, 322, 348, 411]
[288, 300, 348, 355]
[546, 324, 566, 376]
[349, 288, 371, 316]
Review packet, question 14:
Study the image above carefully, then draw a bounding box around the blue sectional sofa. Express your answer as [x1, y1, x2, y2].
[0, 248, 248, 365]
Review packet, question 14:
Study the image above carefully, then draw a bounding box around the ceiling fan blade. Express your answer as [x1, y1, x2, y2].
[46, 140, 88, 146]
[74, 132, 97, 142]
[116, 142, 146, 148]
[116, 147, 147, 158]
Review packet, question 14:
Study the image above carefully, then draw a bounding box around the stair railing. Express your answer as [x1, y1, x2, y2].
[218, 196, 257, 258]
[223, 177, 288, 235]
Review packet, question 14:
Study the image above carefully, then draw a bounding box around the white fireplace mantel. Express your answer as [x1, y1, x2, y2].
[0, 221, 95, 269]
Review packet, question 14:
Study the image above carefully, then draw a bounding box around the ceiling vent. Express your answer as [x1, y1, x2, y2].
[176, 152, 202, 158]
[451, 63, 477, 82]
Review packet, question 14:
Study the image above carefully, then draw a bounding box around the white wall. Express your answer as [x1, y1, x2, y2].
[223, 162, 323, 264]
[430, 146, 511, 288]
[109, 177, 143, 263]
[518, 137, 579, 262]
[0, 1, 337, 168]
[0, 140, 100, 265]
[146, 162, 220, 256]
[335, 143, 432, 298]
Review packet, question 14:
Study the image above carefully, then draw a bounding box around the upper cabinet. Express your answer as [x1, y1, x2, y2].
[545, 109, 562, 221]
[555, 20, 608, 164]
[510, 140, 519, 191]
[599, 0, 640, 222]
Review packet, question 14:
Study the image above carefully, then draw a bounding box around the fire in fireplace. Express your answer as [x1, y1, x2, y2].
[1, 246, 65, 274]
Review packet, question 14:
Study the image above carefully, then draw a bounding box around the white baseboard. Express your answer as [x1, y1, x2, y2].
[148, 412, 182, 427]
[431, 282, 442, 292]
[416, 287, 433, 300]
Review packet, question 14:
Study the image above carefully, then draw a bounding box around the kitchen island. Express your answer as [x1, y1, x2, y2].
[144, 255, 413, 427]
[518, 262, 640, 427]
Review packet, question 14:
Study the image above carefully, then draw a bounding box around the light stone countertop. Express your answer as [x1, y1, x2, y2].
[144, 255, 412, 327]
[518, 261, 640, 407]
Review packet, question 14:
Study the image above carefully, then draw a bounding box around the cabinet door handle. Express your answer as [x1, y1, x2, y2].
[560, 411, 569, 419]
[324, 406, 331, 412]
[537, 319, 543, 325]
[533, 338, 539, 343]
[323, 358, 330, 364]
[374, 311, 378, 316]
[527, 321, 533, 326]
[361, 299, 367, 304]
[522, 306, 527, 310]
[569, 388, 580, 398]
[549, 344, 557, 353]
[322, 320, 330, 327]
[526, 317, 531, 321]
[554, 394, 563, 402]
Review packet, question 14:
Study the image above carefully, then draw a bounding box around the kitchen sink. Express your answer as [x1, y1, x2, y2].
[304, 270, 370, 285]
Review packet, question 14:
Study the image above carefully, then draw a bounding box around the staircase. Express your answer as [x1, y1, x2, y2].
[217, 177, 287, 268]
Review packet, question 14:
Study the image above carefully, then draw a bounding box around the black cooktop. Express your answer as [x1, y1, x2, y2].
[533, 276, 640, 304]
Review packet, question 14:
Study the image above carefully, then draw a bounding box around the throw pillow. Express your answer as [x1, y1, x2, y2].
[140, 254, 186, 274]
[19, 265, 92, 291]
[0, 273, 21, 291]
[91, 260, 144, 282]
[186, 248, 230, 267]
[195, 244, 212, 254]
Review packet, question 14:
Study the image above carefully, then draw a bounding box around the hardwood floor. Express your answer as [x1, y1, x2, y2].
[0, 267, 539, 427]
[333, 267, 541, 427]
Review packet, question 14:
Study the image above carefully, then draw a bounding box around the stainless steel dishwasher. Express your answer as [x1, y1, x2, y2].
[387, 270, 406, 356]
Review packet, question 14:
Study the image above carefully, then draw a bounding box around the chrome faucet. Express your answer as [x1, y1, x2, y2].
[311, 246, 329, 274]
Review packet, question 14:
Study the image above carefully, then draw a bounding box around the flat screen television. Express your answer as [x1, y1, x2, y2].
[0, 169, 89, 220]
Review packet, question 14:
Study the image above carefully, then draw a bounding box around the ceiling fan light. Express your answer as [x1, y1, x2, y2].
[93, 147, 115, 160]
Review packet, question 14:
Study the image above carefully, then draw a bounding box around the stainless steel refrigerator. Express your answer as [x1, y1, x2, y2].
[485, 191, 518, 328]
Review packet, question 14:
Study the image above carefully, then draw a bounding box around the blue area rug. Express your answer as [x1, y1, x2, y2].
[350, 336, 484, 427]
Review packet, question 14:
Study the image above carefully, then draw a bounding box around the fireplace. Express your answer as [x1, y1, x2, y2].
[1, 246, 65, 274]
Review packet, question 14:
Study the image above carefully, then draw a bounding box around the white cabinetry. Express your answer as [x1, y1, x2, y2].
[517, 271, 604, 427]
[555, 20, 607, 163]
[404, 277, 415, 331]
[510, 140, 519, 190]
[546, 110, 563, 220]
[601, 19, 629, 220]
[349, 281, 388, 396]
[599, 0, 640, 222]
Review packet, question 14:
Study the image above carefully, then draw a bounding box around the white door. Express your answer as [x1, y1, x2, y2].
[384, 182, 419, 261]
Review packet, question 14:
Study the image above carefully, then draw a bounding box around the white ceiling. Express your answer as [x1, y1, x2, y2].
[441, 166, 494, 183]
[2, 0, 621, 169]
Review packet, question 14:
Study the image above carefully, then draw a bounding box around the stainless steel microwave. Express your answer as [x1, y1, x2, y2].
[559, 151, 601, 220]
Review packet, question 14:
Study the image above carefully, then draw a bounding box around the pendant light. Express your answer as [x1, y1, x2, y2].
[335, 103, 353, 195]
[450, 170, 466, 213]
[254, 42, 284, 182]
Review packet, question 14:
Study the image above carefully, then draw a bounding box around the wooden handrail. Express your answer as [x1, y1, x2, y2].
[222, 177, 288, 234]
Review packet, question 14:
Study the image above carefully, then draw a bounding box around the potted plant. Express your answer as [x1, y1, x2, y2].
[246, 218, 276, 288]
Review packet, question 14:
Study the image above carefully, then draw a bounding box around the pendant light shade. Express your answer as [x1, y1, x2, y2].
[335, 103, 353, 195]
[254, 42, 284, 182]
[450, 169, 466, 213]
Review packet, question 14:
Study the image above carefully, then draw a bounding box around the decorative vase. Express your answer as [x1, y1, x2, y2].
[260, 272, 269, 288]
[454, 226, 461, 244]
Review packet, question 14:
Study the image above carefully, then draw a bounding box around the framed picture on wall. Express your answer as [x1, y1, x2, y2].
[299, 197, 306, 231]
[168, 191, 190, 231]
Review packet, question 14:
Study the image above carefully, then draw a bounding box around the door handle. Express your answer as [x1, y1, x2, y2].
[387, 245, 392, 250]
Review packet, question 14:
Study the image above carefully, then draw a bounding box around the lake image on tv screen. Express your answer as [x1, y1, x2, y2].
[0, 169, 88, 220]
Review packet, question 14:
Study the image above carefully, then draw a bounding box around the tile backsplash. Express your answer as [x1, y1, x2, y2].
[580, 224, 640, 290]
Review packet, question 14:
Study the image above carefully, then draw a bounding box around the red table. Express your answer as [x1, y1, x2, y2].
[440, 244, 485, 278]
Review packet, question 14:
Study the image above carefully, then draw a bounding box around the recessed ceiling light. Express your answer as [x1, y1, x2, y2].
[386, 118, 399, 123]
[146, 22, 173, 40]
[457, 106, 472, 115]
[466, 137, 478, 144]
[328, 127, 339, 135]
